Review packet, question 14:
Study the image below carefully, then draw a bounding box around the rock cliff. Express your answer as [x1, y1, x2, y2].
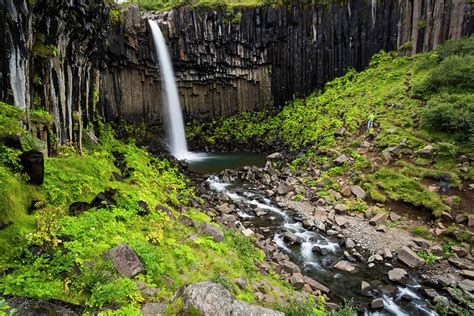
[0, 0, 473, 144]
[103, 0, 473, 123]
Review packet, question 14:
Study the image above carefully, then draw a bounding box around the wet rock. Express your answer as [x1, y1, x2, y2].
[350, 185, 366, 200]
[371, 298, 384, 309]
[267, 152, 283, 160]
[361, 281, 371, 291]
[137, 200, 150, 216]
[333, 155, 349, 166]
[304, 276, 329, 293]
[19, 151, 44, 185]
[283, 232, 302, 245]
[397, 246, 424, 268]
[104, 243, 144, 278]
[433, 295, 449, 307]
[388, 268, 408, 283]
[141, 303, 166, 316]
[68, 202, 91, 216]
[289, 273, 305, 289]
[281, 261, 301, 274]
[217, 203, 233, 214]
[369, 213, 387, 226]
[344, 251, 357, 262]
[334, 260, 356, 272]
[381, 285, 397, 295]
[423, 288, 438, 298]
[199, 222, 224, 242]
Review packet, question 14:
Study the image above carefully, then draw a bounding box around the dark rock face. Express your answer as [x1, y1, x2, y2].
[19, 150, 44, 185]
[104, 243, 145, 278]
[104, 1, 473, 123]
[0, 1, 472, 144]
[0, 0, 109, 147]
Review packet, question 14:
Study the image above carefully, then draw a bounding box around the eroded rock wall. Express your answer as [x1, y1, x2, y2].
[102, 0, 473, 123]
[0, 0, 109, 146]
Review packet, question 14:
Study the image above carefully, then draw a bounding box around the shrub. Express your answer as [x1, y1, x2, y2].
[412, 55, 474, 96]
[436, 36, 474, 60]
[420, 93, 474, 138]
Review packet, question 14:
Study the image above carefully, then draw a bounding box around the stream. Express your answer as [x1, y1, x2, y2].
[189, 155, 437, 315]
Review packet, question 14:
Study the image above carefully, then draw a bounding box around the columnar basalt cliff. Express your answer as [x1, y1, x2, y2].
[0, 0, 109, 147]
[1, 0, 473, 142]
[103, 0, 473, 123]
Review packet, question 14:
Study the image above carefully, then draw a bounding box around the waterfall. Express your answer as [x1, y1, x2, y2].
[148, 20, 189, 160]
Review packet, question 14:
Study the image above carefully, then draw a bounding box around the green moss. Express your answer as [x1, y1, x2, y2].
[368, 169, 449, 217]
[411, 225, 432, 239]
[0, 102, 23, 137]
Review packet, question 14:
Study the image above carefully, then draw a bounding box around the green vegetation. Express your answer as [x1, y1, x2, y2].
[411, 225, 432, 239]
[416, 251, 440, 264]
[368, 169, 449, 217]
[188, 37, 473, 223]
[0, 110, 297, 313]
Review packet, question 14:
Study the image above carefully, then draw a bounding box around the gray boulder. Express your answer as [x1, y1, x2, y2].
[141, 303, 166, 316]
[104, 243, 144, 277]
[200, 222, 224, 242]
[350, 185, 366, 200]
[397, 246, 424, 268]
[174, 281, 283, 316]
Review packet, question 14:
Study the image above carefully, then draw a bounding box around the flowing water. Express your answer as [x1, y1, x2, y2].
[149, 20, 189, 160]
[205, 174, 437, 316]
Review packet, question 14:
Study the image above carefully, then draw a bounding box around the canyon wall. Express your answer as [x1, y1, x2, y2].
[0, 0, 109, 147]
[0, 0, 472, 145]
[103, 0, 473, 123]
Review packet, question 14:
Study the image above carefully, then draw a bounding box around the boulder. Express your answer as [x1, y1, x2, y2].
[350, 185, 366, 200]
[179, 215, 198, 227]
[369, 213, 387, 226]
[242, 228, 254, 237]
[68, 202, 91, 216]
[334, 128, 346, 137]
[334, 260, 356, 272]
[282, 232, 302, 245]
[461, 270, 474, 279]
[281, 261, 301, 274]
[388, 268, 408, 283]
[345, 238, 356, 249]
[200, 222, 224, 242]
[175, 281, 283, 316]
[276, 183, 294, 195]
[289, 273, 305, 290]
[267, 152, 283, 160]
[397, 246, 424, 268]
[333, 155, 349, 166]
[141, 303, 166, 316]
[341, 186, 352, 197]
[382, 247, 393, 259]
[217, 203, 233, 214]
[428, 245, 444, 257]
[458, 279, 474, 292]
[389, 213, 401, 221]
[91, 192, 116, 208]
[19, 151, 44, 185]
[8, 298, 78, 316]
[433, 295, 449, 307]
[304, 276, 329, 293]
[417, 145, 434, 158]
[137, 200, 150, 216]
[334, 204, 348, 213]
[371, 298, 384, 309]
[104, 243, 144, 277]
[361, 281, 371, 291]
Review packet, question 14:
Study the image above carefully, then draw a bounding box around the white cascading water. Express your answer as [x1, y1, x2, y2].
[148, 20, 189, 160]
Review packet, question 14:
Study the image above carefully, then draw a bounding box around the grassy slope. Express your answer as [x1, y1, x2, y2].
[187, 38, 473, 220]
[0, 120, 298, 314]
